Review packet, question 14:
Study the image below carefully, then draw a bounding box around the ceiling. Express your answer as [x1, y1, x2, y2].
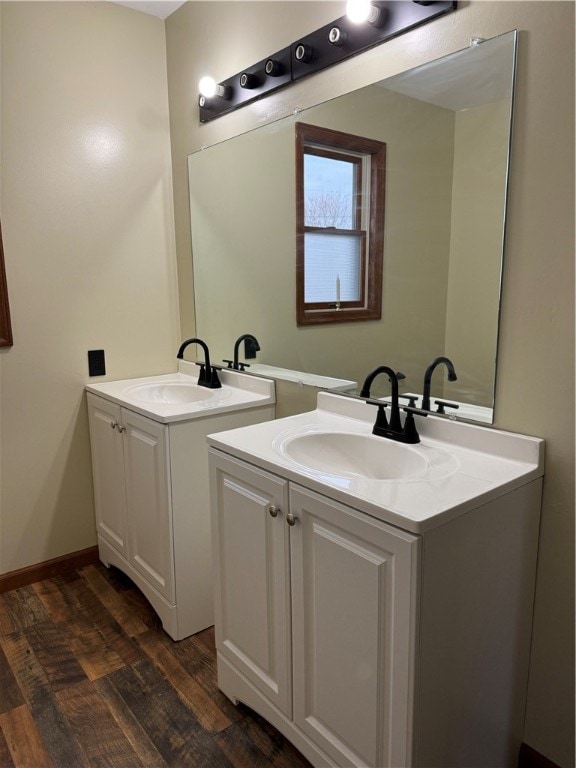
[112, 1, 186, 19]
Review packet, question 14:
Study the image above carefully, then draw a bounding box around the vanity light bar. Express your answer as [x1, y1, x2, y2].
[198, 46, 293, 119]
[199, 0, 457, 123]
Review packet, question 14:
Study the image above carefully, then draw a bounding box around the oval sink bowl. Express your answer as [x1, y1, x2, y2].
[127, 382, 217, 405]
[278, 431, 428, 481]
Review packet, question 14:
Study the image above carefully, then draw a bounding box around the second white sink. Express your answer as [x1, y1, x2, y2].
[127, 382, 229, 405]
[275, 429, 429, 481]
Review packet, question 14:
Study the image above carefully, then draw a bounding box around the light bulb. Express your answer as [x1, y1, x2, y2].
[346, 0, 381, 25]
[198, 76, 232, 103]
[346, 0, 371, 23]
[199, 76, 217, 98]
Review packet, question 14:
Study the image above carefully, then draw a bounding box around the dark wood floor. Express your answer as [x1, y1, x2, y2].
[0, 563, 313, 768]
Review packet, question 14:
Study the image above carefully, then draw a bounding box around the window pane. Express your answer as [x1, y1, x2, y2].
[304, 232, 362, 303]
[304, 154, 355, 229]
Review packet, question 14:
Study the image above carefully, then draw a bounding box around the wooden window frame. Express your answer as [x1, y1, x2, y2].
[0, 221, 13, 347]
[296, 122, 386, 326]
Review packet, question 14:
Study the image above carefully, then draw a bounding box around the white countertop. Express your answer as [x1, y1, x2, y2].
[86, 361, 275, 424]
[207, 392, 544, 533]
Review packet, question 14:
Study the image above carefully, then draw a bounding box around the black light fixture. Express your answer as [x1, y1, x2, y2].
[199, 0, 457, 123]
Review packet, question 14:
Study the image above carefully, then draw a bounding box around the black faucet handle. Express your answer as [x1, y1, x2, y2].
[365, 402, 391, 438]
[399, 394, 418, 408]
[374, 404, 389, 432]
[222, 359, 251, 372]
[402, 410, 420, 444]
[208, 366, 222, 389]
[434, 399, 460, 415]
[365, 398, 389, 409]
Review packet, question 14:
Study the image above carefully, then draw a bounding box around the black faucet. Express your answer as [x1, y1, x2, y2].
[421, 356, 457, 412]
[176, 337, 222, 389]
[225, 334, 261, 371]
[360, 366, 419, 443]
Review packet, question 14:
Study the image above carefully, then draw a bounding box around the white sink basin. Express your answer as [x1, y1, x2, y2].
[127, 382, 222, 405]
[209, 391, 544, 532]
[86, 361, 275, 423]
[276, 430, 428, 481]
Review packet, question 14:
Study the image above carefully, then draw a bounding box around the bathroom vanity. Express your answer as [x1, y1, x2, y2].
[86, 362, 275, 640]
[208, 392, 544, 767]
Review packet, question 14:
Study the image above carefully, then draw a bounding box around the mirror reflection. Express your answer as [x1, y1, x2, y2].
[188, 31, 517, 424]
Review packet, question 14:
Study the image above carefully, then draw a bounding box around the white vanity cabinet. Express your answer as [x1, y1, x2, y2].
[207, 392, 544, 768]
[210, 450, 420, 768]
[87, 395, 175, 604]
[86, 367, 275, 641]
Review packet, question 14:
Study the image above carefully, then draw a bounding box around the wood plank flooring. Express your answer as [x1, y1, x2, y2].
[0, 564, 313, 768]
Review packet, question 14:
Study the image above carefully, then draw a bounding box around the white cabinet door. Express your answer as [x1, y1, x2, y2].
[289, 484, 420, 768]
[210, 451, 292, 716]
[122, 409, 175, 604]
[87, 394, 128, 556]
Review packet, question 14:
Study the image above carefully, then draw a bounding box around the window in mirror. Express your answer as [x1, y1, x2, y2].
[296, 122, 385, 325]
[0, 221, 13, 347]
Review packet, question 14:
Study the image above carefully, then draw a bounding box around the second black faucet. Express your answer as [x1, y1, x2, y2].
[223, 334, 261, 371]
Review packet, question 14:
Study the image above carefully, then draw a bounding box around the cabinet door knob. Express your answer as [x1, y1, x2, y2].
[110, 421, 118, 429]
[269, 505, 279, 518]
[117, 425, 126, 433]
[286, 513, 296, 527]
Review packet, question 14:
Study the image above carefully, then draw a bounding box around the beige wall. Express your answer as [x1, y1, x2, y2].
[166, 2, 574, 766]
[0, 2, 179, 572]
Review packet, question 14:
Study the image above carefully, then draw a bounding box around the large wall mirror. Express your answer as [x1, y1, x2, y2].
[188, 31, 517, 424]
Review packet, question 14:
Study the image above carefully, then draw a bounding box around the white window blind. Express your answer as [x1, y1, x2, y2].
[304, 232, 362, 303]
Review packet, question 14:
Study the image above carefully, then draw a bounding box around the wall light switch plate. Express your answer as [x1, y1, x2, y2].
[88, 349, 106, 377]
